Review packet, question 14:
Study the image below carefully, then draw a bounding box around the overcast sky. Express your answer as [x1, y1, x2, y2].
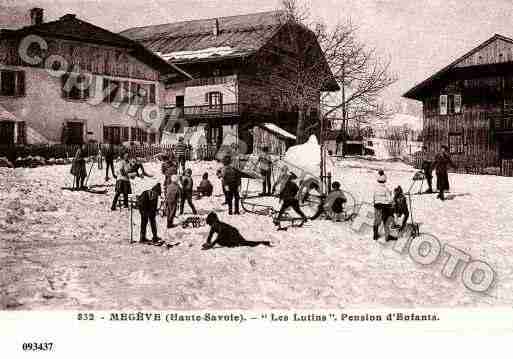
[3, 0, 513, 107]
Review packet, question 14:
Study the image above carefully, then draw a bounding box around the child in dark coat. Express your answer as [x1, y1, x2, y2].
[201, 212, 271, 249]
[273, 172, 307, 227]
[138, 183, 162, 243]
[324, 181, 347, 221]
[197, 172, 213, 197]
[392, 186, 409, 231]
[222, 156, 241, 215]
[166, 175, 181, 228]
[180, 168, 197, 215]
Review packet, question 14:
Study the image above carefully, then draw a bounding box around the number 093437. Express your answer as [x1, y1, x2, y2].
[22, 342, 54, 351]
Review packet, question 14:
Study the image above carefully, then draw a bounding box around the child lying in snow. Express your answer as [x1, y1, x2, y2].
[201, 212, 272, 249]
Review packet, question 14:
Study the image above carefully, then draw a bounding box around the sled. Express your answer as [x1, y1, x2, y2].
[61, 186, 108, 195]
[180, 216, 206, 229]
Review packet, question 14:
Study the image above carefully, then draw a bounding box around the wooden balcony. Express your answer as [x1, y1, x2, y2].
[183, 103, 243, 119]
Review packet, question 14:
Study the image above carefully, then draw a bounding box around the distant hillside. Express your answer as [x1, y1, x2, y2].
[387, 113, 423, 131]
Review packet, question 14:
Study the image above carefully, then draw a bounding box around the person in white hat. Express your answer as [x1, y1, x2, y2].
[372, 169, 395, 241]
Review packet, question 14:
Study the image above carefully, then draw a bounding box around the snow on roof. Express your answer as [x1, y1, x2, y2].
[156, 46, 244, 61]
[0, 105, 18, 122]
[261, 122, 296, 140]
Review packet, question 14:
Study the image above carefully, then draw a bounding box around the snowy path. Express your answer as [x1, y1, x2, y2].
[1, 158, 512, 309]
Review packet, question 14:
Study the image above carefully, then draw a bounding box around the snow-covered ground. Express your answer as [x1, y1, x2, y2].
[1, 158, 512, 309]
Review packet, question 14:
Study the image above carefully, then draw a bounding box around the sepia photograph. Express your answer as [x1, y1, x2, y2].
[0, 1, 512, 351]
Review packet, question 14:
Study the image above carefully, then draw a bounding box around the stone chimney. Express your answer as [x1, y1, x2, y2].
[29, 8, 44, 26]
[212, 18, 219, 37]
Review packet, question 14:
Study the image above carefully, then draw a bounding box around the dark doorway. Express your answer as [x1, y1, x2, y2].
[0, 121, 15, 146]
[65, 122, 84, 145]
[498, 135, 513, 160]
[176, 95, 184, 108]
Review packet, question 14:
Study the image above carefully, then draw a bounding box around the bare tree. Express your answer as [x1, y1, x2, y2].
[270, 0, 397, 143]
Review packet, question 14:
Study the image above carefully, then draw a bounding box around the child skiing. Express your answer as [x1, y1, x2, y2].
[201, 212, 271, 249]
[138, 183, 162, 244]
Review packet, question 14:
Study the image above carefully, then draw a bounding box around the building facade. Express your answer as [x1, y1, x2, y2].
[404, 34, 513, 169]
[0, 9, 183, 145]
[121, 10, 338, 153]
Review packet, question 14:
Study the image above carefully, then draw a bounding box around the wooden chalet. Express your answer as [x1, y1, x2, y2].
[0, 8, 185, 145]
[121, 10, 339, 154]
[404, 34, 513, 172]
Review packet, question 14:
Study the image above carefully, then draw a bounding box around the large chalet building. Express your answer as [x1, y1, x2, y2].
[121, 10, 339, 153]
[404, 34, 513, 170]
[0, 8, 185, 146]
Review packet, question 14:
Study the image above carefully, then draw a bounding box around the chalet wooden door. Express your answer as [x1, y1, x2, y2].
[66, 122, 84, 145]
[0, 121, 15, 146]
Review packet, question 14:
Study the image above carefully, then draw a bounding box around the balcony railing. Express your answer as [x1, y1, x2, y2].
[183, 103, 242, 119]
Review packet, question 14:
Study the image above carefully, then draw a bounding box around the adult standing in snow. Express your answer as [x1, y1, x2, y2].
[433, 145, 457, 201]
[372, 170, 395, 241]
[175, 136, 187, 174]
[111, 151, 131, 210]
[138, 183, 162, 244]
[258, 146, 273, 196]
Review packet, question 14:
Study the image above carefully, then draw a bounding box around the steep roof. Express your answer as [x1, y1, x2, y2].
[1, 14, 182, 76]
[120, 10, 287, 63]
[404, 34, 513, 100]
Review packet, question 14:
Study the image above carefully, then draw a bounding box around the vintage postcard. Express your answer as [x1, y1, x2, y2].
[1, 0, 512, 356]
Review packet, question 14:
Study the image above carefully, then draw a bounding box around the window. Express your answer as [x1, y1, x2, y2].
[131, 127, 137, 141]
[449, 133, 464, 154]
[440, 94, 462, 115]
[149, 84, 156, 104]
[122, 127, 129, 142]
[17, 122, 26, 144]
[103, 78, 121, 103]
[149, 132, 156, 144]
[62, 73, 90, 100]
[439, 95, 447, 115]
[206, 91, 222, 109]
[0, 70, 25, 97]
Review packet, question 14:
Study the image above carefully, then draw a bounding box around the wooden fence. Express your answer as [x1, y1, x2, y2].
[410, 151, 508, 176]
[0, 143, 221, 166]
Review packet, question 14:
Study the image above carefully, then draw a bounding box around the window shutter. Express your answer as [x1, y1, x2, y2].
[61, 73, 68, 98]
[149, 84, 156, 104]
[454, 94, 462, 114]
[16, 71, 25, 96]
[439, 95, 448, 115]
